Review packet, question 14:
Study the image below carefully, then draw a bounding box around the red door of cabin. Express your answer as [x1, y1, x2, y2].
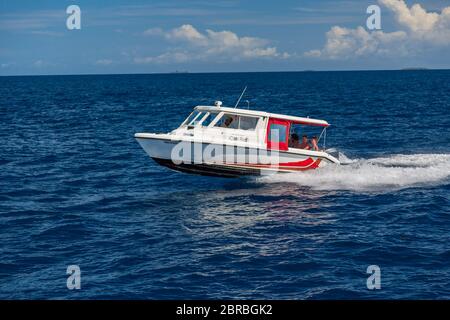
[266, 118, 290, 151]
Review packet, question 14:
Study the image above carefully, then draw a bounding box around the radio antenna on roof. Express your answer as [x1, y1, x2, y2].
[234, 86, 247, 108]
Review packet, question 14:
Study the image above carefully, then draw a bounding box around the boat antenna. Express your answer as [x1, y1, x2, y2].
[234, 86, 247, 108]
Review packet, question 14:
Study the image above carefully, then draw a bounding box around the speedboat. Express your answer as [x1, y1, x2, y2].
[135, 101, 340, 177]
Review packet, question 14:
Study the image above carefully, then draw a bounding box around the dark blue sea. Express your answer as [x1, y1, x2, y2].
[1, 71, 449, 299]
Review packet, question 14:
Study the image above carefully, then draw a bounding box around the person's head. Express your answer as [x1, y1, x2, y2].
[224, 117, 233, 127]
[291, 133, 299, 142]
[312, 136, 317, 142]
[302, 135, 308, 142]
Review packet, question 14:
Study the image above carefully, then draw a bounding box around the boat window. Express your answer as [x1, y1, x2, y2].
[214, 114, 237, 129]
[269, 123, 287, 142]
[214, 114, 260, 130]
[267, 119, 290, 151]
[289, 123, 324, 147]
[239, 116, 259, 130]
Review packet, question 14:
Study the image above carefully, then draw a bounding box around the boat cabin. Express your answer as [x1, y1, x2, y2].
[173, 102, 330, 152]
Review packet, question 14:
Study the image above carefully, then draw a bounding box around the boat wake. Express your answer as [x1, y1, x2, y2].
[258, 153, 450, 192]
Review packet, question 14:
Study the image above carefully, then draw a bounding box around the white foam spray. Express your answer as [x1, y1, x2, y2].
[257, 154, 450, 192]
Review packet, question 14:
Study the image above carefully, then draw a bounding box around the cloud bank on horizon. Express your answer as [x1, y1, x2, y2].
[136, 24, 290, 64]
[136, 0, 450, 64]
[306, 0, 450, 59]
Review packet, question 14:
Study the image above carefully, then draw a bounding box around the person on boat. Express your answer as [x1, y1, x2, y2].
[221, 116, 234, 128]
[298, 135, 311, 150]
[311, 136, 319, 151]
[289, 133, 301, 148]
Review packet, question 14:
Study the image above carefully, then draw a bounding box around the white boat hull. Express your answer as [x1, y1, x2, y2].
[135, 134, 339, 177]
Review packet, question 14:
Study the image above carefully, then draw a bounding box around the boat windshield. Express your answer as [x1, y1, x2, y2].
[181, 110, 221, 128]
[200, 112, 219, 127]
[182, 110, 204, 127]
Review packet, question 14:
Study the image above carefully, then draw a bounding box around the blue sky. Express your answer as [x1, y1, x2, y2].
[1, 0, 450, 75]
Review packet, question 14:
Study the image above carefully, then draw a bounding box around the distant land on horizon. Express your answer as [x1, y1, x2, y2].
[400, 67, 430, 71]
[1, 68, 448, 77]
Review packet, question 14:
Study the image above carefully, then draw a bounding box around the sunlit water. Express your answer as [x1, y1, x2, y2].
[0, 71, 449, 299]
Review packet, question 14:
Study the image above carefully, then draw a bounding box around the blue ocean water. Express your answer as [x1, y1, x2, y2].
[0, 71, 449, 299]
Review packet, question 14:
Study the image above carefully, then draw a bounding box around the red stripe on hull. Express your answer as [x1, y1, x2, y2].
[222, 158, 322, 171]
[278, 157, 315, 167]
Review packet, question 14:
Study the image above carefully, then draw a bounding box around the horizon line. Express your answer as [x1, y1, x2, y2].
[1, 67, 448, 77]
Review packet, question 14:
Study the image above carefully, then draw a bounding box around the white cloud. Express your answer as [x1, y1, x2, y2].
[134, 52, 190, 64]
[0, 10, 63, 31]
[306, 0, 450, 60]
[380, 0, 450, 44]
[143, 27, 164, 36]
[33, 60, 57, 68]
[34, 60, 45, 67]
[95, 59, 114, 66]
[167, 24, 207, 44]
[381, 0, 439, 32]
[306, 26, 408, 59]
[137, 24, 289, 63]
[30, 30, 63, 37]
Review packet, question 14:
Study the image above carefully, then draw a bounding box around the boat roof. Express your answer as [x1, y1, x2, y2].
[195, 105, 330, 127]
